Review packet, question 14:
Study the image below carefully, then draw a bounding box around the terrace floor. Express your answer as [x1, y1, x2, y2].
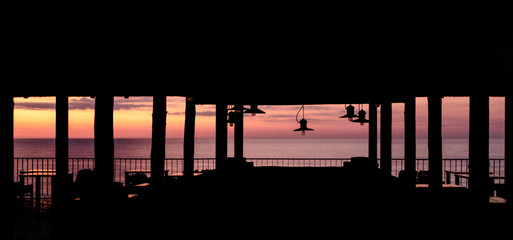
[13, 166, 513, 240]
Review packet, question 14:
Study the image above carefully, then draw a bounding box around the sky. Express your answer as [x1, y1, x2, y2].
[12, 96, 506, 139]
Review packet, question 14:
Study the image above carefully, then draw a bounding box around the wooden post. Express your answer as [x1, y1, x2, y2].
[428, 96, 443, 191]
[469, 95, 489, 207]
[0, 96, 14, 240]
[94, 95, 114, 184]
[506, 96, 513, 204]
[380, 101, 392, 175]
[216, 103, 228, 171]
[404, 97, 417, 189]
[151, 96, 167, 185]
[368, 103, 378, 163]
[55, 95, 69, 207]
[234, 105, 244, 160]
[183, 97, 196, 179]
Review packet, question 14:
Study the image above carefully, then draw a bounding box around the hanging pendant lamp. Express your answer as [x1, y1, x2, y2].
[227, 111, 236, 127]
[293, 105, 314, 135]
[339, 104, 358, 121]
[228, 105, 249, 113]
[294, 119, 314, 135]
[244, 104, 266, 116]
[352, 109, 370, 126]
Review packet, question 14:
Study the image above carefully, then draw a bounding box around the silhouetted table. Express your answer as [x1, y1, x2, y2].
[167, 172, 202, 179]
[445, 171, 469, 184]
[445, 170, 493, 184]
[124, 170, 169, 185]
[416, 184, 466, 189]
[19, 170, 56, 212]
[124, 171, 203, 185]
[453, 173, 505, 185]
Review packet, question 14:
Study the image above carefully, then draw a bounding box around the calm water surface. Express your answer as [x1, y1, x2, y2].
[13, 138, 505, 159]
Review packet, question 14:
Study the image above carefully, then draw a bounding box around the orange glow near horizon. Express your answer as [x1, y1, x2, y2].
[14, 102, 56, 138]
[13, 96, 506, 140]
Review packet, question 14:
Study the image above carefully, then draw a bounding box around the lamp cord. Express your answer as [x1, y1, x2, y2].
[296, 104, 304, 123]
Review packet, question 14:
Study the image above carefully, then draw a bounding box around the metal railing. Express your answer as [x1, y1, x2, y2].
[13, 157, 506, 200]
[13, 158, 218, 189]
[248, 158, 351, 168]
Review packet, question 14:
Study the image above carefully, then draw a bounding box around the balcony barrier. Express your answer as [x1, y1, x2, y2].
[13, 157, 506, 208]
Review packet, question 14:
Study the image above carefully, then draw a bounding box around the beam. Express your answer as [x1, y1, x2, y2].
[183, 97, 196, 179]
[380, 101, 392, 175]
[151, 96, 167, 185]
[94, 95, 114, 184]
[506, 96, 513, 204]
[0, 96, 14, 239]
[469, 95, 489, 207]
[404, 97, 416, 189]
[55, 95, 69, 207]
[216, 103, 228, 171]
[428, 96, 443, 191]
[368, 103, 377, 162]
[234, 105, 244, 160]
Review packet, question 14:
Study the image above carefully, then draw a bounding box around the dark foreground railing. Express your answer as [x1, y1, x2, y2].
[13, 157, 506, 210]
[13, 157, 217, 200]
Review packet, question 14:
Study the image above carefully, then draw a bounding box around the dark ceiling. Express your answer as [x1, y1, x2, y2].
[2, 2, 512, 104]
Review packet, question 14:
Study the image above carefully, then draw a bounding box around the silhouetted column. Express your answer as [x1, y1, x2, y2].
[234, 105, 244, 160]
[151, 96, 167, 185]
[94, 95, 114, 184]
[505, 96, 513, 203]
[404, 97, 416, 189]
[55, 95, 69, 207]
[428, 96, 443, 191]
[216, 103, 228, 171]
[380, 101, 392, 175]
[0, 96, 14, 239]
[368, 103, 377, 162]
[469, 95, 489, 206]
[183, 98, 196, 179]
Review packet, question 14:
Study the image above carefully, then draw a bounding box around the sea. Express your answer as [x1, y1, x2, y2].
[13, 138, 506, 159]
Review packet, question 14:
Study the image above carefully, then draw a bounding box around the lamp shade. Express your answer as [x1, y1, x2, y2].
[352, 110, 370, 126]
[244, 104, 266, 116]
[339, 105, 358, 121]
[293, 119, 314, 135]
[227, 111, 237, 127]
[228, 105, 249, 113]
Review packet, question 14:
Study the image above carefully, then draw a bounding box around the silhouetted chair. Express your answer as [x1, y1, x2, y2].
[417, 171, 429, 184]
[13, 182, 33, 202]
[416, 170, 446, 185]
[397, 170, 418, 189]
[494, 184, 508, 198]
[126, 173, 149, 187]
[398, 170, 410, 183]
[71, 169, 98, 200]
[125, 173, 150, 197]
[72, 169, 127, 202]
[398, 170, 407, 181]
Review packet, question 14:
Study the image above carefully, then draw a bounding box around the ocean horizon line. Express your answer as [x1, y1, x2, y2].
[13, 137, 506, 140]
